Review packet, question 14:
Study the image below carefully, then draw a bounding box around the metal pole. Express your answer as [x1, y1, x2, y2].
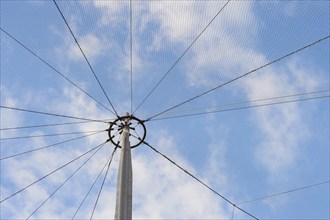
[114, 114, 132, 220]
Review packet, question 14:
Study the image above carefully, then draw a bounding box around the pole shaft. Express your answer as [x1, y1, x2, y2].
[114, 124, 132, 219]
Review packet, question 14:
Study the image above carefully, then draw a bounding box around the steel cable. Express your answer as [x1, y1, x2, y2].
[141, 139, 259, 220]
[26, 142, 108, 219]
[71, 146, 117, 219]
[0, 129, 106, 141]
[133, 0, 232, 114]
[0, 105, 106, 122]
[0, 27, 114, 115]
[0, 121, 108, 131]
[0, 131, 103, 161]
[237, 180, 330, 205]
[90, 146, 118, 220]
[147, 95, 329, 122]
[0, 141, 108, 203]
[53, 0, 119, 117]
[145, 35, 330, 122]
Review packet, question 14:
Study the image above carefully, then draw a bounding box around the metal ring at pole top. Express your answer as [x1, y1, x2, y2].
[107, 115, 146, 148]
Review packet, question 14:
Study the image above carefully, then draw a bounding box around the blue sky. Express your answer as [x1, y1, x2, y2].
[1, 0, 329, 219]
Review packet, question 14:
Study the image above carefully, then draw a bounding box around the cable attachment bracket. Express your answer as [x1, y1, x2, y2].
[108, 114, 146, 148]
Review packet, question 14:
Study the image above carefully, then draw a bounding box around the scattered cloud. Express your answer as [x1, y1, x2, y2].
[1, 1, 328, 219]
[133, 131, 229, 219]
[92, 0, 127, 26]
[68, 34, 107, 63]
[243, 61, 321, 182]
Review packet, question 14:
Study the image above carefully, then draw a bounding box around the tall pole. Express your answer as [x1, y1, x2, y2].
[109, 113, 145, 219]
[114, 114, 132, 220]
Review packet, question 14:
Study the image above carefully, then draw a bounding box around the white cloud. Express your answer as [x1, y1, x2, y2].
[194, 115, 229, 190]
[147, 2, 201, 44]
[51, 17, 110, 68]
[0, 85, 112, 218]
[50, 86, 111, 143]
[120, 1, 327, 195]
[139, 0, 325, 186]
[146, 1, 257, 48]
[132, 131, 229, 219]
[181, 2, 262, 88]
[0, 87, 23, 138]
[92, 0, 127, 26]
[243, 62, 321, 181]
[0, 126, 232, 219]
[287, 59, 325, 91]
[68, 34, 107, 63]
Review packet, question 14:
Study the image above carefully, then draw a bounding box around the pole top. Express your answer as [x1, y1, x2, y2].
[108, 114, 146, 149]
[125, 112, 130, 125]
